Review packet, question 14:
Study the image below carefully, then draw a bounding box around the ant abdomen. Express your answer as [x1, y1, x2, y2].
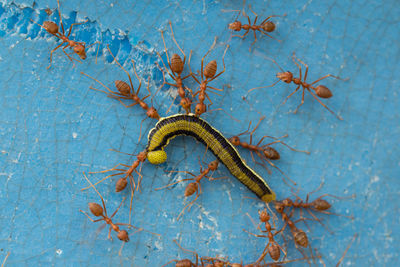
[171, 54, 184, 74]
[312, 199, 331, 210]
[293, 229, 308, 247]
[185, 182, 198, 197]
[117, 230, 130, 242]
[262, 21, 275, 32]
[268, 244, 281, 261]
[263, 147, 280, 160]
[204, 60, 217, 79]
[315, 85, 333, 98]
[115, 80, 131, 95]
[43, 21, 59, 34]
[89, 202, 103, 217]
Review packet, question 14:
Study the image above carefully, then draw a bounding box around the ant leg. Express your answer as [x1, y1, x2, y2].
[247, 79, 281, 94]
[56, 0, 65, 34]
[66, 20, 88, 37]
[281, 85, 301, 105]
[159, 29, 173, 72]
[260, 14, 287, 25]
[47, 42, 65, 69]
[265, 158, 297, 186]
[306, 88, 343, 120]
[232, 29, 250, 39]
[81, 72, 122, 96]
[291, 53, 302, 81]
[154, 178, 195, 190]
[293, 88, 306, 114]
[173, 240, 199, 265]
[110, 197, 127, 218]
[243, 229, 268, 238]
[310, 74, 348, 85]
[79, 210, 104, 222]
[62, 45, 82, 65]
[293, 53, 309, 81]
[259, 30, 282, 42]
[169, 21, 186, 64]
[306, 181, 325, 203]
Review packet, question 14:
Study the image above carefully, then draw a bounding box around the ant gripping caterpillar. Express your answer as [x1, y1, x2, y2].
[146, 114, 276, 202]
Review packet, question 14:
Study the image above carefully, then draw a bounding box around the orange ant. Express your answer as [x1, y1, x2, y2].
[31, 0, 94, 69]
[248, 53, 348, 120]
[279, 182, 354, 233]
[81, 45, 160, 140]
[244, 209, 286, 262]
[157, 21, 193, 114]
[79, 173, 143, 243]
[228, 2, 285, 48]
[274, 202, 314, 263]
[155, 159, 223, 220]
[189, 38, 229, 116]
[229, 116, 309, 186]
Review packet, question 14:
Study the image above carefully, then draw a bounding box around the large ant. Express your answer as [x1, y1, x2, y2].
[189, 38, 229, 116]
[244, 209, 286, 262]
[229, 116, 309, 186]
[31, 0, 93, 69]
[248, 53, 347, 120]
[155, 160, 222, 220]
[79, 173, 143, 243]
[157, 21, 192, 114]
[228, 2, 285, 48]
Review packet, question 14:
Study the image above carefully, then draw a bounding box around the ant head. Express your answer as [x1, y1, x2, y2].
[195, 103, 206, 116]
[261, 21, 276, 32]
[138, 151, 148, 161]
[74, 44, 87, 60]
[43, 21, 59, 34]
[170, 53, 184, 74]
[277, 71, 293, 83]
[259, 209, 270, 222]
[274, 202, 284, 213]
[213, 260, 225, 267]
[208, 160, 219, 171]
[115, 178, 128, 192]
[315, 85, 333, 98]
[263, 147, 280, 160]
[229, 136, 241, 146]
[117, 230, 130, 242]
[146, 107, 160, 119]
[88, 202, 103, 217]
[228, 21, 242, 31]
[204, 60, 217, 79]
[115, 80, 131, 96]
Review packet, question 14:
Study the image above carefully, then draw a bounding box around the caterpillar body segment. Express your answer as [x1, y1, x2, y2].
[146, 114, 276, 202]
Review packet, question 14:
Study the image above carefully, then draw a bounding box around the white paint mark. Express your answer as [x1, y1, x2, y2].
[371, 175, 380, 183]
[56, 249, 62, 256]
[72, 132, 78, 139]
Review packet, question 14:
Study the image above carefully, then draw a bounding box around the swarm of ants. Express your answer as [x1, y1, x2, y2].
[29, 0, 356, 265]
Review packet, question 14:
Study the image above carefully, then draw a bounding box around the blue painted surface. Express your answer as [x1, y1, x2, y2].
[0, 0, 399, 266]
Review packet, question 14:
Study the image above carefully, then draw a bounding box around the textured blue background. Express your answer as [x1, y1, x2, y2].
[0, 0, 399, 266]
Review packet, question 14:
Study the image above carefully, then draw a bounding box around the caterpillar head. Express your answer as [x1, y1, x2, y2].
[147, 150, 167, 165]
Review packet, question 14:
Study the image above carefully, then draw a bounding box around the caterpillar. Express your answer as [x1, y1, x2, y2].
[145, 114, 276, 203]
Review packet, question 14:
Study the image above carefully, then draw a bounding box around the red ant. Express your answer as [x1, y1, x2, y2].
[244, 209, 286, 262]
[31, 0, 96, 69]
[248, 53, 348, 120]
[155, 160, 224, 220]
[79, 173, 143, 243]
[163, 239, 227, 267]
[189, 38, 229, 116]
[157, 21, 193, 114]
[81, 45, 160, 140]
[228, 2, 285, 48]
[279, 182, 354, 233]
[229, 116, 309, 186]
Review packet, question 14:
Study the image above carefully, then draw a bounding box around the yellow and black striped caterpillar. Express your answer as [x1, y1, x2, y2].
[145, 114, 276, 202]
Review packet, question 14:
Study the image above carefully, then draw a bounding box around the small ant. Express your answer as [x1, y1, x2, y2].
[228, 5, 285, 48]
[81, 45, 160, 140]
[155, 160, 222, 220]
[79, 172, 143, 243]
[274, 202, 309, 248]
[244, 209, 286, 262]
[229, 116, 309, 186]
[157, 21, 193, 114]
[189, 38, 229, 116]
[31, 0, 92, 69]
[248, 53, 347, 120]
